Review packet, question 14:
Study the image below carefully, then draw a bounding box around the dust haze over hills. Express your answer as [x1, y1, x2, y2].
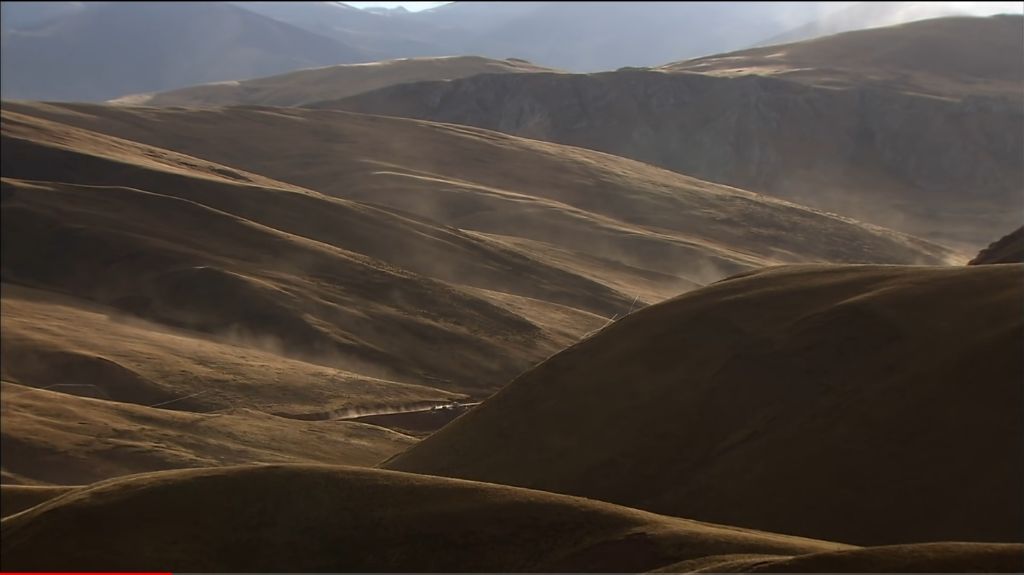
[1, 102, 955, 487]
[755, 1, 1024, 45]
[322, 15, 1024, 250]
[2, 1, 1023, 573]
[2, 1, 1020, 101]
[111, 55, 563, 107]
[668, 14, 1024, 97]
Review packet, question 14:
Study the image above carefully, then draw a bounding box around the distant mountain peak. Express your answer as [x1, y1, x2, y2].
[364, 6, 410, 15]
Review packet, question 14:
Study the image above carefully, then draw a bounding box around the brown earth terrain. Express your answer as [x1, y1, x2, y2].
[4, 101, 956, 279]
[969, 226, 1024, 265]
[1, 380, 415, 486]
[667, 15, 1024, 98]
[3, 465, 1021, 572]
[2, 23, 1018, 568]
[1, 102, 956, 485]
[388, 264, 1024, 546]
[110, 55, 562, 107]
[313, 16, 1023, 250]
[6, 463, 1021, 573]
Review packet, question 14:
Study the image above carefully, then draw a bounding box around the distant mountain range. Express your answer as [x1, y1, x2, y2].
[0, 2, 368, 101]
[316, 16, 1024, 250]
[3, 1, 1019, 101]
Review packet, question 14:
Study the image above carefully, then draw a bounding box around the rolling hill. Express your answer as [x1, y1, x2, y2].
[969, 227, 1024, 265]
[754, 1, 1022, 46]
[5, 101, 955, 277]
[0, 465, 847, 572]
[386, 264, 1024, 546]
[318, 16, 1024, 249]
[1, 283, 464, 422]
[1, 380, 414, 485]
[0, 107, 605, 482]
[110, 56, 561, 108]
[1, 110, 635, 396]
[668, 15, 1024, 98]
[0, 484, 77, 518]
[0, 102, 956, 485]
[3, 465, 1021, 572]
[1, 3, 1021, 571]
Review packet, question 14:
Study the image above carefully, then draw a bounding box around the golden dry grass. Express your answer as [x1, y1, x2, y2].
[2, 285, 463, 417]
[307, 17, 1022, 251]
[1, 112, 625, 398]
[111, 55, 562, 107]
[1, 381, 414, 485]
[0, 90, 1019, 572]
[664, 15, 1024, 99]
[0, 485, 77, 517]
[5, 102, 957, 278]
[0, 98, 975, 492]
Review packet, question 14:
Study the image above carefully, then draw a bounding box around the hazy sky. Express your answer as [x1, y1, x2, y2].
[955, 1, 1024, 14]
[346, 1, 1024, 15]
[347, 2, 449, 11]
[346, 1, 1024, 13]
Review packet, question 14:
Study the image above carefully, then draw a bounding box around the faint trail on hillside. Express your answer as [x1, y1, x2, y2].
[276, 401, 482, 422]
[148, 390, 210, 408]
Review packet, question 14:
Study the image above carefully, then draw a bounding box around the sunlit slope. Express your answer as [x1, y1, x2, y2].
[5, 102, 956, 285]
[1, 285, 463, 419]
[111, 55, 562, 107]
[0, 101, 967, 489]
[314, 17, 1023, 249]
[666, 15, 1024, 99]
[2, 381, 414, 485]
[0, 485, 76, 517]
[2, 111, 632, 396]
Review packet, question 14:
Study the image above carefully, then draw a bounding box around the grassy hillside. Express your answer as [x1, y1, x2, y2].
[388, 264, 1024, 545]
[111, 56, 561, 107]
[0, 464, 846, 572]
